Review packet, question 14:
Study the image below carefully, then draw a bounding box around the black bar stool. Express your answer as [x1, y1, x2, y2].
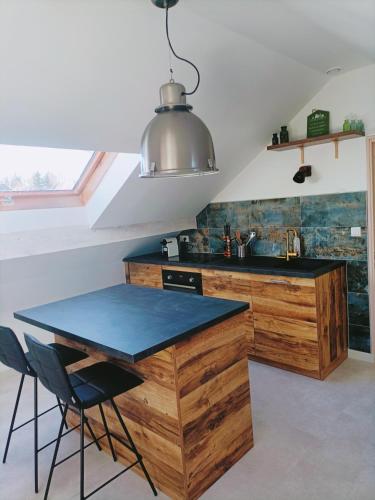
[24, 333, 158, 500]
[0, 326, 91, 493]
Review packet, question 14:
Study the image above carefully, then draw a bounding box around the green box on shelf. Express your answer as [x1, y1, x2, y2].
[307, 109, 330, 138]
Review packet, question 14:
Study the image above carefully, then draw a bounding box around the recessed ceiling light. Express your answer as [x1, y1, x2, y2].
[326, 66, 342, 75]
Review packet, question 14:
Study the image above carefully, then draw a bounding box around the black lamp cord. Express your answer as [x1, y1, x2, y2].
[165, 4, 200, 95]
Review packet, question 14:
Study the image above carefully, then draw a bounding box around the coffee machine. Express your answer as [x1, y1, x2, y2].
[161, 237, 179, 258]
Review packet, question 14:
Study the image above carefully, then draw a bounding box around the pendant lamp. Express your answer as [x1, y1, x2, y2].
[140, 0, 217, 178]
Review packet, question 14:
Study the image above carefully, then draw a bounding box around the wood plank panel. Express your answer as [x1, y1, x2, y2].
[187, 426, 252, 500]
[56, 311, 253, 499]
[245, 310, 255, 355]
[316, 266, 348, 379]
[254, 329, 320, 376]
[127, 262, 162, 288]
[162, 265, 201, 274]
[175, 316, 253, 500]
[175, 313, 248, 397]
[58, 335, 183, 498]
[67, 410, 186, 499]
[185, 403, 252, 499]
[202, 269, 253, 303]
[254, 314, 318, 341]
[252, 296, 317, 322]
[202, 270, 254, 354]
[246, 273, 316, 287]
[250, 279, 317, 306]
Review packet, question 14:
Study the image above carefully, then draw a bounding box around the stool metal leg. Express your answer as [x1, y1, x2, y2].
[80, 409, 85, 500]
[56, 397, 68, 430]
[44, 404, 68, 500]
[110, 399, 158, 496]
[84, 417, 102, 452]
[2, 373, 25, 464]
[99, 403, 117, 462]
[34, 377, 39, 493]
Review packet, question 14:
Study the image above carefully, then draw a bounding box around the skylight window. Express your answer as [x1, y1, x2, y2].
[0, 145, 94, 192]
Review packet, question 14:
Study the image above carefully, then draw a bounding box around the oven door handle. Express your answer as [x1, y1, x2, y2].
[163, 283, 197, 290]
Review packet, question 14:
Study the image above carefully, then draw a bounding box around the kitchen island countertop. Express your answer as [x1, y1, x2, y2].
[14, 284, 248, 363]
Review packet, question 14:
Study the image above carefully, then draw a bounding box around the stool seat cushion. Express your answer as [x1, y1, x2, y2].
[49, 343, 88, 366]
[25, 344, 88, 377]
[69, 362, 143, 409]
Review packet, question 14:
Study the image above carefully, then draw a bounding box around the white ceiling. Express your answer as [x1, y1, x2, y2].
[187, 0, 375, 73]
[0, 0, 372, 229]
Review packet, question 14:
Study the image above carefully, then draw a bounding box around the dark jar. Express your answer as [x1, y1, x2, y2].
[280, 125, 289, 143]
[272, 133, 279, 145]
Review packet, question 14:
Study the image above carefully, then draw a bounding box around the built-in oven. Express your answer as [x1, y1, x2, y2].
[162, 269, 203, 295]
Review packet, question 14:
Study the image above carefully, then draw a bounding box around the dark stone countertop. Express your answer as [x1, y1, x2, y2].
[14, 285, 248, 363]
[124, 252, 346, 278]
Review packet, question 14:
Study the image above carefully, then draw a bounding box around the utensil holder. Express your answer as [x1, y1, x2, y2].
[237, 244, 246, 259]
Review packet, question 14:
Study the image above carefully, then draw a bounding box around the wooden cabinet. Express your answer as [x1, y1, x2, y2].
[201, 268, 347, 379]
[202, 269, 255, 356]
[250, 274, 320, 377]
[125, 261, 348, 379]
[126, 262, 163, 288]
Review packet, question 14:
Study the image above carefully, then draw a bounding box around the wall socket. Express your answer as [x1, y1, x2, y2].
[180, 235, 190, 243]
[351, 227, 362, 237]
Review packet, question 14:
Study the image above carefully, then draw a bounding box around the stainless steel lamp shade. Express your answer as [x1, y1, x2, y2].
[140, 82, 217, 178]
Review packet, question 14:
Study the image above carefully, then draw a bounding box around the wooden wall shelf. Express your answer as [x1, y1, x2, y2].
[267, 131, 365, 160]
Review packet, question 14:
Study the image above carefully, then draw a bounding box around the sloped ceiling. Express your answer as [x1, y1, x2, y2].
[187, 0, 375, 73]
[0, 1, 373, 229]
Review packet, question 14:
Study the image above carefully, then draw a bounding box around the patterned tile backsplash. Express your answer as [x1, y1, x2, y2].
[180, 191, 370, 353]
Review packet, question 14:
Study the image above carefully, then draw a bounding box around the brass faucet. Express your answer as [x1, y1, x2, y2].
[285, 228, 299, 261]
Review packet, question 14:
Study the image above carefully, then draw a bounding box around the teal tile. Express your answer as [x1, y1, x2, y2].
[206, 203, 230, 228]
[301, 227, 367, 260]
[349, 324, 371, 353]
[301, 191, 366, 227]
[251, 226, 299, 257]
[196, 207, 208, 228]
[208, 228, 225, 254]
[178, 229, 209, 253]
[205, 201, 250, 231]
[347, 261, 368, 293]
[249, 197, 301, 227]
[227, 201, 250, 228]
[348, 292, 370, 326]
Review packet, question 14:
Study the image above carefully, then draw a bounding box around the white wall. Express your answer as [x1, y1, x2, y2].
[0, 234, 172, 372]
[0, 207, 87, 234]
[215, 65, 375, 202]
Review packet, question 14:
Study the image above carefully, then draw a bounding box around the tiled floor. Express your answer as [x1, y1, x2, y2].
[1, 358, 374, 499]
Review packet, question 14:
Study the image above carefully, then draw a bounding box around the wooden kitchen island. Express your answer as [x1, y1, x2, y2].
[14, 285, 253, 500]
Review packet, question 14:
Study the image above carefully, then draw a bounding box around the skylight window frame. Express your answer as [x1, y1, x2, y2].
[0, 151, 112, 211]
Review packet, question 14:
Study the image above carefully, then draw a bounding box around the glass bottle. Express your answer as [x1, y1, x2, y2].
[343, 119, 350, 132]
[280, 126, 289, 144]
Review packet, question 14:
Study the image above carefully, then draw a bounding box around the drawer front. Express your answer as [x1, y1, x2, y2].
[128, 263, 162, 288]
[202, 269, 253, 304]
[254, 327, 319, 376]
[251, 278, 317, 323]
[202, 269, 254, 354]
[254, 313, 319, 375]
[251, 277, 319, 375]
